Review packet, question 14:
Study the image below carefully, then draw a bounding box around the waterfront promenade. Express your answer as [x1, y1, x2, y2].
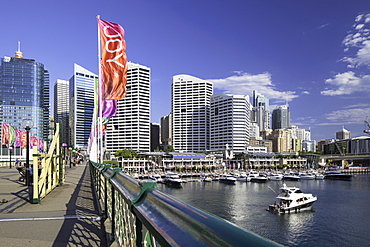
[0, 162, 107, 246]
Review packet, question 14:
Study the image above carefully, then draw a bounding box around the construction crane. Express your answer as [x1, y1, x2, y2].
[365, 116, 370, 135]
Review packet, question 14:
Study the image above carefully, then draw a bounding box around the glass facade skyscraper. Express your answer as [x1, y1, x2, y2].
[271, 105, 290, 130]
[0, 51, 49, 140]
[69, 64, 97, 148]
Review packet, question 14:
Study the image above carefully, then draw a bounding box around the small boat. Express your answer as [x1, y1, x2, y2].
[267, 183, 317, 214]
[149, 174, 163, 183]
[200, 174, 212, 182]
[268, 173, 283, 181]
[315, 173, 324, 180]
[324, 170, 352, 181]
[164, 172, 183, 187]
[219, 174, 237, 184]
[299, 173, 315, 180]
[283, 173, 300, 181]
[237, 172, 249, 182]
[249, 171, 268, 183]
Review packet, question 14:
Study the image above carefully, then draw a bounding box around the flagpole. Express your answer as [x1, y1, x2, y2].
[97, 15, 103, 163]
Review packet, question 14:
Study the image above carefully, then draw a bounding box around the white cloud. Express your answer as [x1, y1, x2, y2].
[323, 107, 370, 125]
[321, 71, 370, 96]
[342, 13, 370, 68]
[207, 72, 298, 102]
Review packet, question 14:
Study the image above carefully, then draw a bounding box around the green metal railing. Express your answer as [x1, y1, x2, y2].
[90, 161, 282, 247]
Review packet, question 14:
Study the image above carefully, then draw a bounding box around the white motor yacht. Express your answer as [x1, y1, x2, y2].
[268, 183, 317, 214]
[219, 174, 237, 184]
[164, 172, 183, 187]
[248, 171, 268, 183]
[237, 172, 249, 182]
[283, 173, 300, 181]
[299, 172, 315, 180]
[268, 173, 283, 181]
[200, 174, 212, 182]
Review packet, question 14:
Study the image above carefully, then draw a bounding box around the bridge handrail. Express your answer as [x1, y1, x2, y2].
[90, 161, 281, 247]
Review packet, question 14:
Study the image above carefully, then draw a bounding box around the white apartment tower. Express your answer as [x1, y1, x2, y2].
[54, 79, 69, 145]
[171, 75, 213, 152]
[210, 94, 250, 153]
[106, 62, 151, 153]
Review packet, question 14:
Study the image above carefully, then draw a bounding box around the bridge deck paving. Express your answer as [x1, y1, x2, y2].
[0, 162, 107, 246]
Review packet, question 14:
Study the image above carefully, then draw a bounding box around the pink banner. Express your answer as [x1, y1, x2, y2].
[1, 122, 10, 145]
[98, 18, 128, 101]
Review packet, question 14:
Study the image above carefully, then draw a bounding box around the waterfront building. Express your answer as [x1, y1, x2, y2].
[271, 105, 290, 130]
[210, 94, 250, 153]
[171, 75, 213, 152]
[160, 114, 172, 148]
[150, 123, 160, 151]
[0, 48, 50, 150]
[302, 140, 316, 152]
[336, 126, 350, 140]
[69, 64, 97, 149]
[106, 62, 151, 153]
[54, 79, 69, 145]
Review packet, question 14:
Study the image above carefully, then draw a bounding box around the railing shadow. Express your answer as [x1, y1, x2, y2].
[52, 165, 107, 247]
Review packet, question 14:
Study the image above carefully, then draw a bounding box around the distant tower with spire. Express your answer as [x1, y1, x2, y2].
[15, 41, 23, 58]
[336, 126, 350, 140]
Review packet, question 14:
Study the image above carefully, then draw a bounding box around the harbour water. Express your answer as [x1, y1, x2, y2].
[156, 174, 370, 246]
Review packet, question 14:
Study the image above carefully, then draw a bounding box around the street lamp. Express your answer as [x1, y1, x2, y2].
[68, 147, 73, 168]
[62, 143, 67, 162]
[22, 119, 33, 187]
[8, 146, 13, 169]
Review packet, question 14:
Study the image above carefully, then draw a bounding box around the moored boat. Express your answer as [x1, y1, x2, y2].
[248, 171, 268, 183]
[283, 173, 300, 181]
[219, 174, 237, 184]
[237, 172, 249, 182]
[268, 183, 317, 214]
[324, 170, 352, 181]
[200, 174, 212, 182]
[164, 172, 183, 187]
[299, 172, 315, 180]
[268, 173, 283, 181]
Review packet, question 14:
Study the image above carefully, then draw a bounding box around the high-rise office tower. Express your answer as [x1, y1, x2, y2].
[150, 123, 160, 151]
[171, 75, 213, 152]
[0, 47, 50, 140]
[54, 79, 69, 145]
[106, 62, 151, 153]
[251, 90, 270, 132]
[160, 113, 172, 148]
[271, 105, 290, 130]
[210, 94, 250, 153]
[69, 64, 97, 148]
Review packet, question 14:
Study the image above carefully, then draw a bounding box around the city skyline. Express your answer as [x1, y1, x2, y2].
[1, 1, 370, 142]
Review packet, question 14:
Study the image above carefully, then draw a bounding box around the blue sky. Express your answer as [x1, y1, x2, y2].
[1, 0, 370, 142]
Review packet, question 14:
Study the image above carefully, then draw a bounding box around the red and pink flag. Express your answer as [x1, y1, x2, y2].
[98, 18, 128, 101]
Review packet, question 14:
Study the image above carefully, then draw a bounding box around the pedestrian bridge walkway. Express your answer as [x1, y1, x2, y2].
[0, 161, 281, 246]
[0, 162, 107, 246]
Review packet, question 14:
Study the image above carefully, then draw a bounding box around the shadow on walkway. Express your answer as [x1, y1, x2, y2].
[53, 165, 107, 246]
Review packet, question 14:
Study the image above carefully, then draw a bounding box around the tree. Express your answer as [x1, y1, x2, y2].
[114, 149, 132, 158]
[165, 145, 175, 153]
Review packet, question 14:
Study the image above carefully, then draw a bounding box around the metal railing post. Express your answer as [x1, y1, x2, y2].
[110, 183, 116, 243]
